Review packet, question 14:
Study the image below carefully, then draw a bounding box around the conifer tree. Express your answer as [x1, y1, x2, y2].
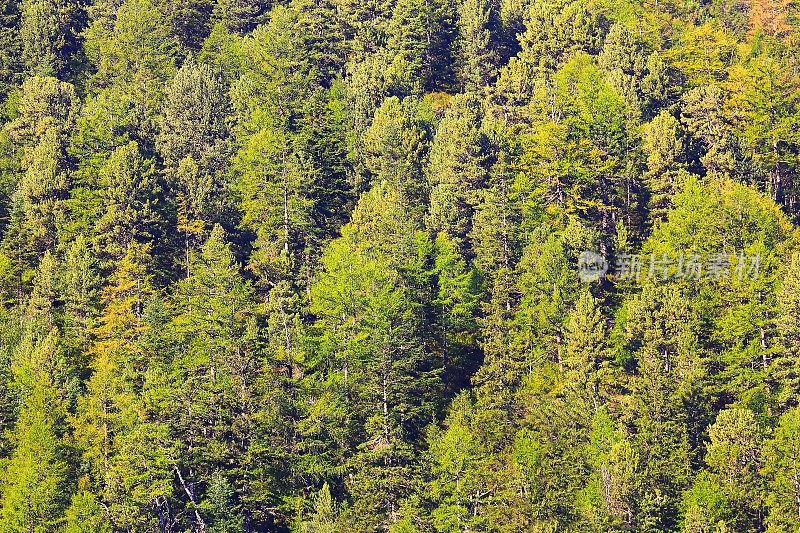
[624, 286, 701, 529]
[71, 243, 173, 530]
[564, 290, 607, 410]
[681, 84, 738, 177]
[167, 225, 272, 527]
[763, 406, 800, 531]
[20, 0, 85, 79]
[212, 0, 269, 34]
[0, 332, 72, 533]
[642, 111, 687, 222]
[386, 0, 457, 92]
[426, 93, 488, 256]
[93, 142, 164, 273]
[517, 0, 606, 73]
[164, 0, 215, 54]
[773, 253, 800, 407]
[2, 76, 76, 274]
[705, 408, 765, 530]
[63, 235, 99, 356]
[431, 233, 483, 391]
[0, 0, 21, 100]
[0, 0, 798, 528]
[426, 393, 484, 531]
[726, 55, 799, 210]
[307, 183, 439, 528]
[158, 59, 232, 271]
[456, 0, 500, 91]
[362, 96, 429, 210]
[234, 127, 314, 287]
[300, 482, 337, 533]
[84, 0, 177, 140]
[75, 244, 152, 462]
[747, 0, 794, 39]
[469, 140, 520, 276]
[63, 490, 112, 532]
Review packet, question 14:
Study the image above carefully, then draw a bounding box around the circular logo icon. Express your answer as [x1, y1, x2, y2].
[578, 251, 608, 283]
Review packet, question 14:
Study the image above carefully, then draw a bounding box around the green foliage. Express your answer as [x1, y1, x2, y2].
[93, 141, 164, 270]
[158, 58, 232, 264]
[386, 0, 457, 92]
[20, 0, 85, 80]
[84, 0, 177, 139]
[0, 1, 799, 531]
[705, 408, 765, 530]
[426, 93, 488, 254]
[763, 406, 800, 532]
[64, 491, 112, 532]
[0, 332, 72, 533]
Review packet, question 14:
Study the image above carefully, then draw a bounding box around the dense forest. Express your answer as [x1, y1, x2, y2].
[0, 0, 798, 530]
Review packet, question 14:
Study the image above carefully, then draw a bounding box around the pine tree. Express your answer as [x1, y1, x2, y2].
[0, 332, 72, 533]
[386, 0, 457, 92]
[431, 233, 483, 392]
[680, 84, 738, 178]
[2, 76, 76, 273]
[167, 225, 268, 527]
[202, 471, 243, 531]
[84, 0, 177, 140]
[598, 22, 653, 114]
[0, 382, 71, 532]
[232, 5, 318, 133]
[726, 54, 800, 211]
[516, 0, 606, 73]
[425, 93, 488, 256]
[672, 22, 737, 87]
[292, 82, 353, 244]
[307, 183, 439, 528]
[63, 490, 112, 532]
[300, 483, 337, 533]
[361, 96, 429, 209]
[624, 286, 701, 530]
[64, 491, 112, 533]
[25, 250, 58, 329]
[20, 0, 85, 79]
[93, 142, 164, 272]
[508, 362, 596, 530]
[682, 471, 732, 533]
[63, 235, 99, 356]
[564, 290, 607, 410]
[469, 139, 520, 276]
[773, 253, 800, 407]
[471, 265, 518, 415]
[426, 393, 484, 531]
[642, 111, 688, 222]
[456, 0, 500, 91]
[212, 0, 269, 34]
[234, 126, 314, 287]
[763, 406, 800, 531]
[158, 59, 232, 271]
[293, 0, 346, 85]
[158, 59, 230, 179]
[705, 408, 765, 530]
[68, 87, 136, 196]
[0, 0, 22, 100]
[78, 252, 176, 532]
[163, 0, 215, 53]
[71, 243, 165, 529]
